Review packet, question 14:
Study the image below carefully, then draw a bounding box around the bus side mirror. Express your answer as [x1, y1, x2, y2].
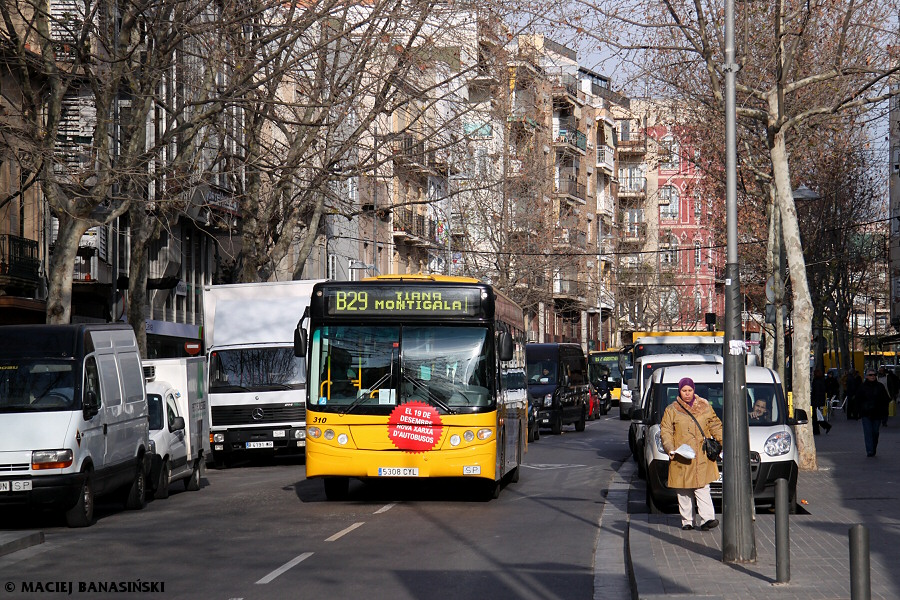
[294, 327, 307, 358]
[498, 332, 513, 362]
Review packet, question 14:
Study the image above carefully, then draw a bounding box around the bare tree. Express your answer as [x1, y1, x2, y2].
[544, 0, 899, 468]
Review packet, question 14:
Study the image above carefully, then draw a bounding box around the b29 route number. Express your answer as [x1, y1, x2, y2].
[335, 291, 368, 311]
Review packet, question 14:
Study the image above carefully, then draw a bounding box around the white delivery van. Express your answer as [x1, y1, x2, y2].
[144, 357, 209, 498]
[627, 353, 724, 466]
[203, 280, 325, 467]
[0, 324, 151, 527]
[637, 364, 808, 514]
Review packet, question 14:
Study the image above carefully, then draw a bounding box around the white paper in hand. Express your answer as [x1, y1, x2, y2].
[674, 444, 696, 460]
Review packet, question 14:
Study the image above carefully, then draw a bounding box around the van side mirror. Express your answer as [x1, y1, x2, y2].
[790, 408, 809, 425]
[498, 332, 514, 362]
[169, 416, 185, 433]
[83, 390, 99, 419]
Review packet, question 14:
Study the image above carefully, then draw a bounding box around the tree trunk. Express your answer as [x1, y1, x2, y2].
[770, 129, 817, 471]
[46, 213, 91, 324]
[126, 201, 161, 357]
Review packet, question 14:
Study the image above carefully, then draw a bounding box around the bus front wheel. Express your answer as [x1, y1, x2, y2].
[323, 477, 350, 501]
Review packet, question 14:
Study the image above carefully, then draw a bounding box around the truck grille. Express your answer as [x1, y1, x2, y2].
[212, 405, 306, 426]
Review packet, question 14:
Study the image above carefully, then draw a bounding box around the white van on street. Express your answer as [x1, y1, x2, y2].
[636, 364, 808, 514]
[0, 324, 151, 527]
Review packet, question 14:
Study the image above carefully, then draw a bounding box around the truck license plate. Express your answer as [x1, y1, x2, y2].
[246, 441, 274, 449]
[0, 480, 32, 493]
[378, 467, 418, 477]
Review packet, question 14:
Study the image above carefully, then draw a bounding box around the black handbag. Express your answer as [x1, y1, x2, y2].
[677, 400, 722, 461]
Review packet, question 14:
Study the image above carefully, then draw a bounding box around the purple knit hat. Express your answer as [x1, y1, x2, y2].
[678, 377, 695, 391]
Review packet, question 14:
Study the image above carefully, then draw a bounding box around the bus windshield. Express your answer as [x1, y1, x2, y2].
[309, 325, 492, 413]
[589, 352, 622, 387]
[633, 340, 723, 364]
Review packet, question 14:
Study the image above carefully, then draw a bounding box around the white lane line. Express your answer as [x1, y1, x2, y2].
[374, 502, 397, 514]
[325, 521, 365, 542]
[255, 552, 314, 584]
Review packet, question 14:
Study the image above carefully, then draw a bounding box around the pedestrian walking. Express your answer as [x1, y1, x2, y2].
[659, 377, 723, 531]
[811, 368, 831, 434]
[854, 369, 891, 457]
[845, 369, 862, 419]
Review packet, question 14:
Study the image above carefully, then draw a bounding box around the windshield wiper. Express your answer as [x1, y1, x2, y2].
[339, 371, 393, 415]
[403, 374, 456, 414]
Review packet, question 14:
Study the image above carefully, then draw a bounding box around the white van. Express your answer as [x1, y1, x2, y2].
[0, 324, 151, 527]
[636, 364, 808, 514]
[627, 354, 724, 465]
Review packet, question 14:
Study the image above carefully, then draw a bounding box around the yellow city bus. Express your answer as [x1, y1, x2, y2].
[297, 275, 525, 500]
[588, 350, 626, 402]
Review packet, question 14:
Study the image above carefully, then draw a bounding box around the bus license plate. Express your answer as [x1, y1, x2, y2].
[378, 467, 418, 477]
[246, 441, 274, 449]
[463, 466, 481, 475]
[0, 481, 31, 493]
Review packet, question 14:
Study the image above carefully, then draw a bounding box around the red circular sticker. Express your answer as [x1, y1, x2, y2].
[387, 401, 443, 452]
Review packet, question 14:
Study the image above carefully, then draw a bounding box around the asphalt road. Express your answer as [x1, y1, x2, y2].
[0, 414, 632, 600]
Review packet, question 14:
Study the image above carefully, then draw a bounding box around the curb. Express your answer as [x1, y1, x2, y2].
[0, 532, 44, 558]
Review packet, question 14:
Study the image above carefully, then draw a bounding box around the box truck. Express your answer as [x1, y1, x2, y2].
[203, 280, 323, 467]
[144, 357, 209, 498]
[0, 324, 151, 527]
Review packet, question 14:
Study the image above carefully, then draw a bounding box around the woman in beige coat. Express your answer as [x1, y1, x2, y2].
[660, 377, 724, 530]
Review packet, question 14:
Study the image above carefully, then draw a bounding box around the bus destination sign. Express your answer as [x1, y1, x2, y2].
[324, 286, 482, 317]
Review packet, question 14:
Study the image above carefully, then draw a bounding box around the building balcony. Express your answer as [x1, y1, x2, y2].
[0, 234, 40, 287]
[554, 227, 587, 249]
[618, 177, 646, 198]
[555, 177, 586, 203]
[597, 145, 614, 173]
[551, 74, 579, 102]
[553, 278, 584, 302]
[392, 134, 429, 173]
[554, 125, 587, 154]
[393, 207, 436, 246]
[622, 223, 647, 242]
[617, 134, 647, 154]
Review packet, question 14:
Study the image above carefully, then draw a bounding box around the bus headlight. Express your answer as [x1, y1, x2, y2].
[543, 394, 553, 407]
[463, 430, 475, 442]
[337, 433, 349, 445]
[324, 429, 335, 440]
[764, 431, 792, 456]
[307, 427, 321, 439]
[450, 434, 461, 446]
[477, 429, 493, 440]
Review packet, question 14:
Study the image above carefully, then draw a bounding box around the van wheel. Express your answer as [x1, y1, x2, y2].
[154, 460, 171, 499]
[575, 408, 586, 432]
[646, 486, 663, 514]
[124, 465, 147, 510]
[65, 474, 94, 528]
[551, 415, 562, 435]
[533, 426, 540, 441]
[185, 461, 202, 491]
[323, 477, 349, 501]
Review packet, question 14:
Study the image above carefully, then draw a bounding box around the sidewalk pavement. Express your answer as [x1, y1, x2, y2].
[627, 414, 900, 600]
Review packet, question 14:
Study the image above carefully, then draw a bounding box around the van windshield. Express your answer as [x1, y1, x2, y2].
[656, 382, 782, 425]
[526, 349, 557, 385]
[0, 360, 76, 412]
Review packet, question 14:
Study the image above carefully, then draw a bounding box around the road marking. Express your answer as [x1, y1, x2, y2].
[255, 552, 314, 584]
[523, 463, 588, 470]
[374, 502, 397, 514]
[325, 521, 365, 541]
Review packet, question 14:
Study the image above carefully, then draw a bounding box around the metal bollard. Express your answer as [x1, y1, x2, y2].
[775, 477, 790, 583]
[849, 524, 870, 600]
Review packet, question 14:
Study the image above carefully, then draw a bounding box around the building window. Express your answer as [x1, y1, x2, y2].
[660, 137, 679, 171]
[694, 193, 702, 219]
[660, 186, 679, 220]
[327, 253, 338, 280]
[694, 241, 702, 268]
